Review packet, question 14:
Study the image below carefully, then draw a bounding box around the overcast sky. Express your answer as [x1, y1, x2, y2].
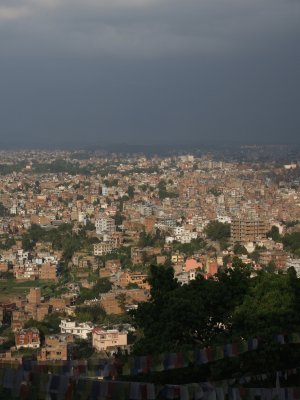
[0, 0, 300, 148]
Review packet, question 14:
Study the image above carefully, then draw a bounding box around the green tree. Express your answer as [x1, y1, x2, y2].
[132, 262, 251, 354]
[131, 263, 300, 378]
[233, 243, 248, 255]
[249, 249, 260, 263]
[93, 278, 112, 294]
[282, 232, 300, 255]
[263, 260, 276, 272]
[0, 203, 8, 217]
[233, 269, 300, 338]
[116, 293, 127, 312]
[172, 238, 205, 256]
[74, 337, 94, 358]
[140, 184, 148, 192]
[229, 268, 300, 374]
[78, 278, 112, 303]
[148, 265, 179, 302]
[208, 188, 222, 197]
[114, 211, 124, 226]
[22, 234, 34, 251]
[24, 313, 61, 341]
[204, 221, 230, 241]
[62, 236, 81, 261]
[127, 185, 135, 198]
[83, 220, 95, 231]
[266, 225, 281, 242]
[27, 224, 44, 242]
[0, 235, 16, 250]
[76, 305, 106, 324]
[138, 231, 155, 247]
[157, 179, 178, 200]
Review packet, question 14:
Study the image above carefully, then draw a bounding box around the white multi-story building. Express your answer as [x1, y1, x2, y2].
[102, 186, 108, 196]
[93, 242, 114, 256]
[95, 217, 115, 235]
[10, 205, 17, 215]
[217, 215, 231, 224]
[173, 226, 185, 236]
[173, 229, 198, 244]
[59, 319, 94, 339]
[78, 212, 86, 223]
[165, 236, 175, 244]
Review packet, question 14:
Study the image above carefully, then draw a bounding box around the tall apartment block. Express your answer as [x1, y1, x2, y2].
[95, 217, 115, 234]
[231, 218, 269, 242]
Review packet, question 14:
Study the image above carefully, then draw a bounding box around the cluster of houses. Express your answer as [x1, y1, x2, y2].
[12, 320, 128, 361]
[0, 150, 300, 364]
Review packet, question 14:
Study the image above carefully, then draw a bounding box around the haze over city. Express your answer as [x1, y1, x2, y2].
[1, 0, 300, 148]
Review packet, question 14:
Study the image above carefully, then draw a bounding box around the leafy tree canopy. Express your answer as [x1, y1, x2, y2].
[0, 202, 9, 217]
[233, 243, 248, 255]
[132, 263, 300, 370]
[233, 268, 300, 338]
[127, 185, 135, 198]
[266, 225, 281, 242]
[204, 221, 230, 241]
[172, 238, 206, 256]
[282, 232, 300, 256]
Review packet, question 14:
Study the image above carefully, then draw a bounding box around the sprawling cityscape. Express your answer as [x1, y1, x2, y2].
[0, 147, 300, 397]
[1, 0, 300, 396]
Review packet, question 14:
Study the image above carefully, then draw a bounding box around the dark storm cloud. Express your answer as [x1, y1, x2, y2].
[0, 0, 300, 148]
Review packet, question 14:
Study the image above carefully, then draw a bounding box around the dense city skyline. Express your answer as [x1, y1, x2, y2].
[1, 0, 300, 388]
[1, 0, 300, 148]
[0, 149, 300, 393]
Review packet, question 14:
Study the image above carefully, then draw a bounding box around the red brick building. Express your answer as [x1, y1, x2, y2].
[15, 328, 40, 349]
